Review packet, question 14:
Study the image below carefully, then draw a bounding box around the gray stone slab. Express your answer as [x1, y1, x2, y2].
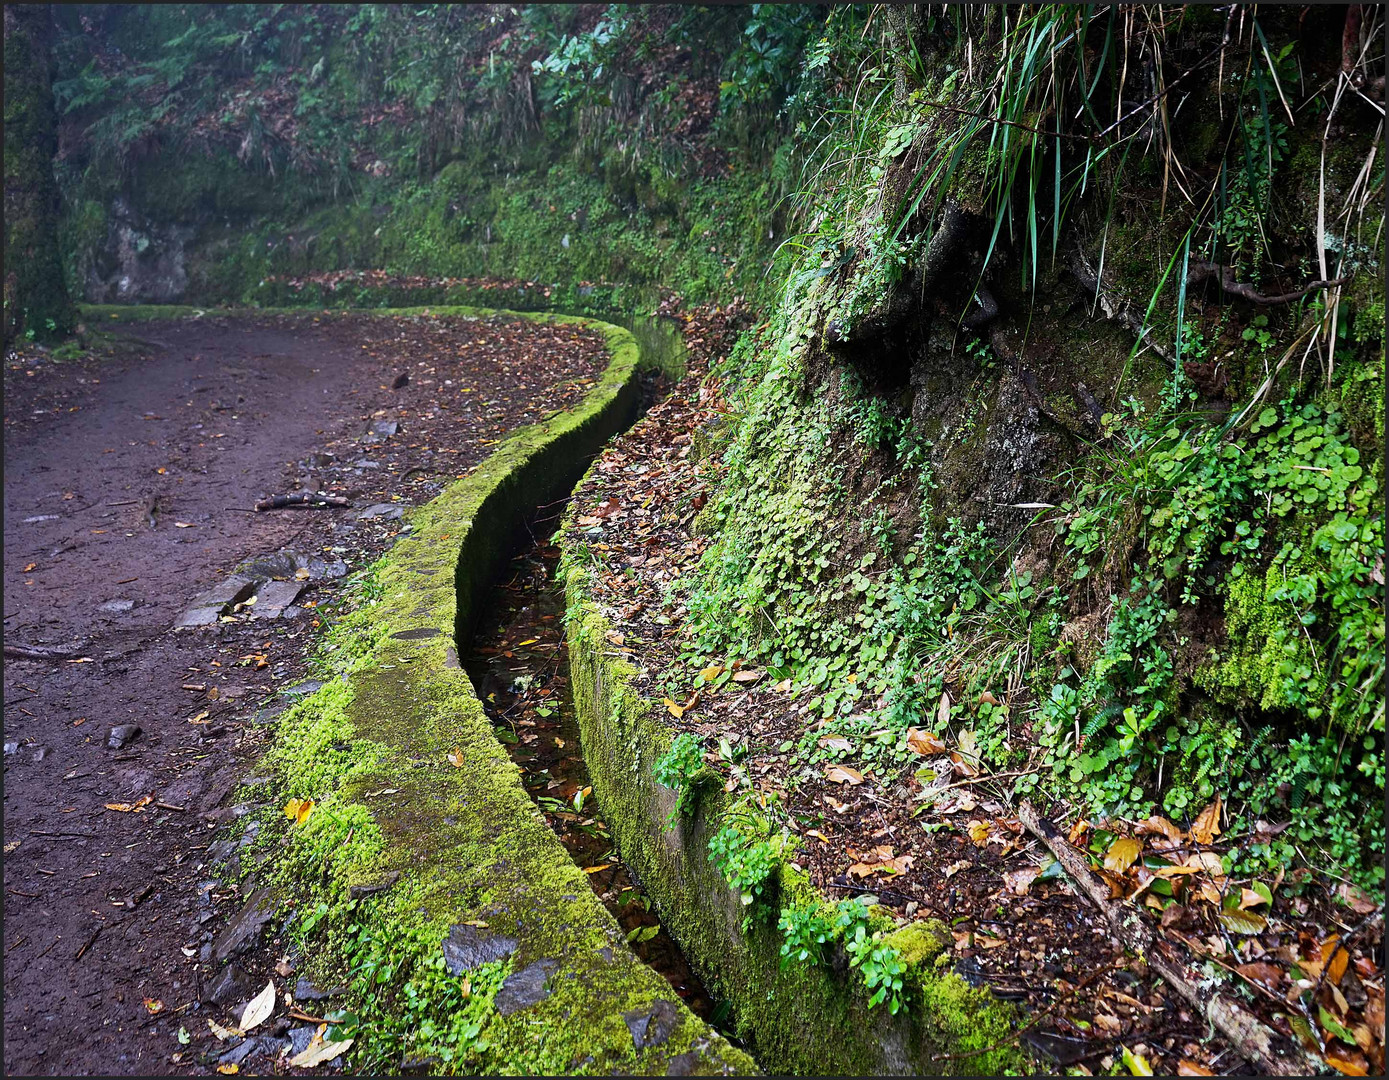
[494, 958, 559, 1015]
[358, 503, 404, 521]
[174, 606, 223, 628]
[251, 580, 306, 619]
[441, 924, 519, 976]
[212, 887, 275, 962]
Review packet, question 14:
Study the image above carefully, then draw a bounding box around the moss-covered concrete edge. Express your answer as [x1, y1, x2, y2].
[561, 523, 1031, 1075]
[220, 306, 753, 1075]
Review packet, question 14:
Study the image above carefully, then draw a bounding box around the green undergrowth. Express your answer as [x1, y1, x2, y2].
[564, 554, 1027, 1075]
[664, 8, 1384, 895]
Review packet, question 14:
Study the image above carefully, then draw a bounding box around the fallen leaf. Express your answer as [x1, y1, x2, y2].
[1237, 887, 1270, 910]
[240, 979, 276, 1031]
[1092, 1012, 1122, 1036]
[662, 697, 684, 719]
[966, 820, 992, 845]
[23, 563, 36, 572]
[216, 1066, 239, 1076]
[1325, 1052, 1370, 1077]
[1003, 866, 1041, 895]
[1236, 961, 1283, 988]
[174, 522, 195, 528]
[104, 795, 154, 813]
[3, 841, 19, 854]
[143, 998, 165, 1014]
[1104, 836, 1143, 873]
[906, 729, 947, 756]
[1217, 908, 1267, 935]
[825, 765, 864, 785]
[288, 1025, 353, 1068]
[364, 788, 399, 799]
[806, 829, 830, 843]
[295, 568, 311, 580]
[283, 798, 314, 826]
[1068, 818, 1092, 844]
[942, 859, 970, 879]
[825, 796, 850, 814]
[1185, 851, 1226, 878]
[937, 691, 951, 727]
[819, 736, 853, 753]
[699, 665, 724, 682]
[447, 749, 465, 768]
[1338, 881, 1378, 915]
[1135, 815, 1185, 842]
[978, 691, 1000, 706]
[1177, 1060, 1215, 1075]
[1121, 1045, 1154, 1075]
[208, 1019, 243, 1041]
[1190, 795, 1223, 844]
[731, 669, 762, 683]
[582, 864, 612, 874]
[772, 679, 793, 692]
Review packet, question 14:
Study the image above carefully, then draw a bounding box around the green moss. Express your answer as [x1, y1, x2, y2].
[221, 305, 746, 1074]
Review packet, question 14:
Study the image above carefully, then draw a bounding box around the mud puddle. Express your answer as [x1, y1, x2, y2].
[463, 528, 734, 1035]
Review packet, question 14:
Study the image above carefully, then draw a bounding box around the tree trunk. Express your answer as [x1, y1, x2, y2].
[4, 4, 75, 345]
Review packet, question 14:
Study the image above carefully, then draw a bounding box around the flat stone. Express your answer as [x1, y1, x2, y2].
[365, 419, 398, 438]
[107, 724, 141, 750]
[625, 999, 679, 1052]
[358, 503, 404, 521]
[287, 1026, 317, 1057]
[174, 606, 223, 629]
[390, 628, 440, 640]
[238, 551, 299, 580]
[251, 580, 306, 619]
[32, 746, 51, 762]
[218, 1038, 261, 1068]
[665, 1051, 703, 1075]
[493, 958, 558, 1016]
[212, 887, 274, 962]
[98, 599, 136, 613]
[441, 924, 519, 976]
[3, 741, 18, 755]
[205, 962, 253, 1006]
[293, 977, 330, 1002]
[190, 574, 260, 610]
[283, 680, 323, 699]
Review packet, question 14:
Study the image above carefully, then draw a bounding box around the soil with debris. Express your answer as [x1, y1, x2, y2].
[2, 310, 607, 1076]
[562, 300, 1385, 1077]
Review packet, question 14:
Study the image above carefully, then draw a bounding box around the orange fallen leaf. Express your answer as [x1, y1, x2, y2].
[966, 820, 992, 845]
[1338, 881, 1379, 915]
[825, 765, 864, 785]
[1068, 819, 1092, 844]
[1190, 795, 1223, 844]
[283, 798, 314, 826]
[143, 998, 165, 1014]
[447, 749, 465, 768]
[662, 697, 684, 719]
[1325, 1052, 1370, 1076]
[906, 729, 947, 756]
[1003, 866, 1041, 895]
[1135, 815, 1185, 842]
[582, 864, 612, 874]
[819, 736, 853, 753]
[806, 829, 830, 843]
[1176, 1060, 1214, 1076]
[216, 1066, 239, 1076]
[23, 563, 36, 572]
[105, 794, 153, 813]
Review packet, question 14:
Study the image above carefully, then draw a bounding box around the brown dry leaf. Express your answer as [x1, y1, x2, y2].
[208, 1019, 243, 1041]
[105, 794, 154, 813]
[966, 820, 992, 846]
[1185, 851, 1226, 878]
[825, 765, 864, 786]
[1092, 1012, 1123, 1036]
[819, 736, 853, 754]
[937, 691, 951, 728]
[447, 750, 465, 768]
[1151, 862, 1203, 878]
[1096, 869, 1128, 898]
[1003, 866, 1041, 895]
[949, 750, 980, 778]
[1327, 940, 1352, 987]
[1338, 881, 1379, 915]
[825, 796, 850, 814]
[1217, 908, 1268, 935]
[1236, 961, 1283, 988]
[1325, 1052, 1370, 1076]
[975, 934, 1006, 949]
[1068, 819, 1093, 844]
[731, 669, 763, 683]
[978, 691, 1001, 706]
[806, 829, 830, 843]
[662, 697, 684, 719]
[1135, 815, 1185, 842]
[1104, 836, 1143, 873]
[942, 859, 970, 879]
[1237, 887, 1270, 910]
[1190, 795, 1223, 844]
[1176, 1060, 1215, 1076]
[772, 679, 793, 693]
[906, 729, 947, 756]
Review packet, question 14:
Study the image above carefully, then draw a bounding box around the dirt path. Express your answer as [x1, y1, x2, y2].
[2, 311, 607, 1076]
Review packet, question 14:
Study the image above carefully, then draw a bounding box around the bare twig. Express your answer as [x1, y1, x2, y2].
[254, 492, 353, 511]
[1186, 261, 1351, 305]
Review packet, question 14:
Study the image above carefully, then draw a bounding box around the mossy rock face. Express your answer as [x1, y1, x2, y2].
[163, 305, 750, 1074]
[562, 547, 1027, 1076]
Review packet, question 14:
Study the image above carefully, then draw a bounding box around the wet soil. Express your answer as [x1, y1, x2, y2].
[2, 310, 607, 1076]
[463, 536, 727, 1030]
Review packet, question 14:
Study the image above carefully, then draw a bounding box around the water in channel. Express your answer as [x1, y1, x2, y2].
[463, 529, 731, 1033]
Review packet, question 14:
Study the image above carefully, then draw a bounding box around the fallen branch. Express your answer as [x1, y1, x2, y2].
[1017, 799, 1322, 1076]
[4, 643, 87, 662]
[254, 492, 353, 511]
[1187, 261, 1351, 306]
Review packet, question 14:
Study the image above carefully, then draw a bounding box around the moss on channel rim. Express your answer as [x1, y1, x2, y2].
[561, 507, 1029, 1076]
[142, 302, 753, 1074]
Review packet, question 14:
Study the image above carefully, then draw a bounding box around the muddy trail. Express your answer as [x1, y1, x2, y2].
[1, 310, 610, 1076]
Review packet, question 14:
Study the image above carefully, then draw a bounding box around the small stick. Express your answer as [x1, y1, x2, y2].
[4, 644, 86, 662]
[254, 492, 352, 511]
[74, 926, 101, 961]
